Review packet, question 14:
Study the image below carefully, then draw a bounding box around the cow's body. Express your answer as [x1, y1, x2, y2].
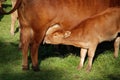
[0, 0, 120, 71]
[44, 8, 120, 71]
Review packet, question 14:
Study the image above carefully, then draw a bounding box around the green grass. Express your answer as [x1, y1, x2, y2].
[0, 1, 120, 80]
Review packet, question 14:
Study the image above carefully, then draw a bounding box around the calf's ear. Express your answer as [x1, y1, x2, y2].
[64, 31, 71, 38]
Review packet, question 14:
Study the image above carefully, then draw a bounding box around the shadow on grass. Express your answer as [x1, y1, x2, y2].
[0, 37, 115, 68]
[0, 14, 4, 21]
[0, 41, 21, 63]
[94, 40, 114, 59]
[107, 74, 120, 80]
[38, 40, 114, 64]
[0, 67, 67, 80]
[0, 40, 120, 80]
[0, 41, 68, 80]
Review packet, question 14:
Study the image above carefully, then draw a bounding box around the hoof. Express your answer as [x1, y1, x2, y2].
[77, 64, 83, 70]
[10, 32, 15, 36]
[114, 55, 118, 58]
[86, 67, 91, 72]
[32, 65, 40, 72]
[77, 66, 82, 70]
[22, 65, 29, 71]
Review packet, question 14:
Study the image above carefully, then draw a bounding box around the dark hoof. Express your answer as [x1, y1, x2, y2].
[32, 65, 40, 72]
[114, 55, 118, 58]
[22, 65, 29, 71]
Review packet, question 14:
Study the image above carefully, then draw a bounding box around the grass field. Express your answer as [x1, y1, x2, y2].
[0, 1, 120, 80]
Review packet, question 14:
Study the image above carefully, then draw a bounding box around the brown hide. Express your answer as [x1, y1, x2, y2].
[44, 8, 120, 71]
[1, 0, 120, 71]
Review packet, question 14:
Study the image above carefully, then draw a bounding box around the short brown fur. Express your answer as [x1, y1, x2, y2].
[44, 8, 120, 71]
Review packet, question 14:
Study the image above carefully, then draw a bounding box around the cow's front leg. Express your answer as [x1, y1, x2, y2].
[86, 44, 97, 72]
[77, 48, 87, 70]
[114, 37, 120, 58]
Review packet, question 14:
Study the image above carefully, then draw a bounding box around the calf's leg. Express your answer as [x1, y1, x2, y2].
[114, 37, 120, 58]
[77, 48, 87, 70]
[86, 44, 97, 72]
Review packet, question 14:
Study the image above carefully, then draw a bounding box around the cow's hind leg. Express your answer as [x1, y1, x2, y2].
[20, 27, 31, 70]
[30, 42, 40, 71]
[114, 37, 120, 58]
[10, 0, 18, 35]
[30, 33, 44, 71]
[10, 12, 17, 35]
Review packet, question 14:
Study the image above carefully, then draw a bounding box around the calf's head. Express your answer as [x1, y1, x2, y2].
[44, 24, 71, 44]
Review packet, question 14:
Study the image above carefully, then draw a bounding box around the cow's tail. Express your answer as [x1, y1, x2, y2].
[0, 0, 22, 15]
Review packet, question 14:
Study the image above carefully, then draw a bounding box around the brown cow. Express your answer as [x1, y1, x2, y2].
[44, 8, 120, 71]
[0, 0, 120, 71]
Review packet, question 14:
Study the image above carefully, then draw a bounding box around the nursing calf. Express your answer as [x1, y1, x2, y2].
[44, 8, 120, 71]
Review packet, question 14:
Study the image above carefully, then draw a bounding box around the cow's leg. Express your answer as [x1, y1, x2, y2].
[30, 33, 44, 71]
[86, 44, 97, 72]
[30, 42, 40, 71]
[114, 37, 120, 58]
[20, 27, 31, 70]
[10, 0, 17, 35]
[77, 48, 87, 70]
[10, 12, 17, 35]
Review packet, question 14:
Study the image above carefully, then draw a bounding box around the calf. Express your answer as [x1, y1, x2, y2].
[44, 8, 120, 71]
